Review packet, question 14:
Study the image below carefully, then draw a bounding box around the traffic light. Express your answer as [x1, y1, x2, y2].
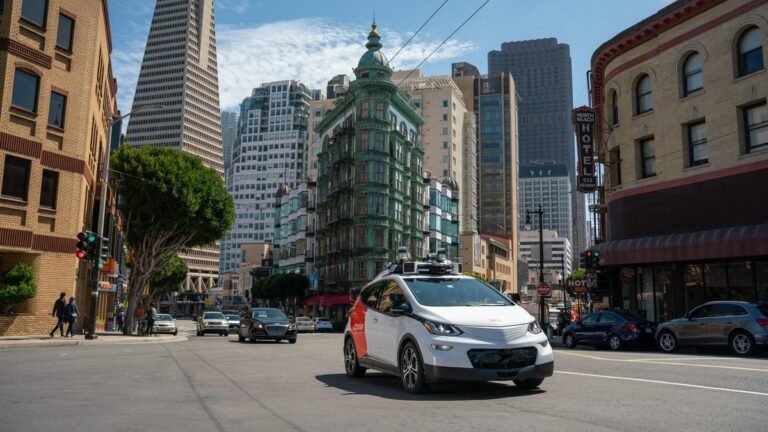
[98, 237, 110, 269]
[76, 231, 97, 260]
[592, 249, 601, 269]
[584, 249, 594, 269]
[579, 251, 586, 269]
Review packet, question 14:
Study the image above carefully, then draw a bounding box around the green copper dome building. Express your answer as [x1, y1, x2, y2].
[314, 23, 426, 294]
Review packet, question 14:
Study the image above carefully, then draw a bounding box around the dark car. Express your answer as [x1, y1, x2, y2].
[656, 301, 768, 356]
[238, 307, 297, 344]
[562, 310, 656, 351]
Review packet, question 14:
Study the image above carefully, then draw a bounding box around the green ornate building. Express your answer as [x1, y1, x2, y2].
[315, 23, 426, 295]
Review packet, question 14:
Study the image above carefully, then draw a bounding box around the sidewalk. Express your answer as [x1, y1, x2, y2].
[0, 332, 188, 350]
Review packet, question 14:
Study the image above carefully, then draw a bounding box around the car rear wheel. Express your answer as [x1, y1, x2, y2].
[513, 378, 544, 390]
[608, 334, 623, 351]
[400, 341, 428, 394]
[172, 331, 177, 336]
[238, 333, 245, 342]
[224, 332, 229, 337]
[730, 331, 755, 356]
[343, 337, 366, 377]
[658, 330, 679, 353]
[563, 333, 576, 348]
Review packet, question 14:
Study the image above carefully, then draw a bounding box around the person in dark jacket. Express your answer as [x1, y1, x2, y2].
[145, 304, 157, 337]
[63, 297, 79, 337]
[49, 292, 67, 337]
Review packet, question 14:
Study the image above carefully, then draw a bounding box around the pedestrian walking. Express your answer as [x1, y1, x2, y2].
[556, 309, 571, 336]
[145, 304, 157, 337]
[64, 297, 79, 337]
[49, 292, 67, 337]
[116, 309, 125, 333]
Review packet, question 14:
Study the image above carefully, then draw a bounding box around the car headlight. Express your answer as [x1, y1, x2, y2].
[255, 323, 264, 329]
[528, 321, 542, 334]
[288, 323, 296, 330]
[203, 321, 209, 325]
[423, 320, 463, 336]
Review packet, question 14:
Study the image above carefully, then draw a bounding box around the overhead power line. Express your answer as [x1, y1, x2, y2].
[389, 0, 449, 64]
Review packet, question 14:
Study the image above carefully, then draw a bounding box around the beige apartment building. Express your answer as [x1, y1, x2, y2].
[592, 0, 768, 321]
[0, 0, 117, 335]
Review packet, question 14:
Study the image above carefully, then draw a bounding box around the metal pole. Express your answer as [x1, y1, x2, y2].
[537, 204, 546, 332]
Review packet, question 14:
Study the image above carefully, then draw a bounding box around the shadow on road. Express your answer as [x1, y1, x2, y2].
[556, 344, 768, 359]
[315, 373, 545, 401]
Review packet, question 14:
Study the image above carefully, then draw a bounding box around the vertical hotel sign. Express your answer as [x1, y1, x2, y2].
[573, 106, 597, 193]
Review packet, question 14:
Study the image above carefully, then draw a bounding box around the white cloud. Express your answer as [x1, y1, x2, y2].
[112, 18, 475, 119]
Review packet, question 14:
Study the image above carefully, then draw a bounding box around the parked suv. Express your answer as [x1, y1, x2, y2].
[313, 317, 333, 332]
[343, 258, 553, 394]
[656, 301, 768, 356]
[196, 311, 229, 336]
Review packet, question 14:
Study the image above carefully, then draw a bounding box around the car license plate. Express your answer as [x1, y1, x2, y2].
[645, 328, 653, 334]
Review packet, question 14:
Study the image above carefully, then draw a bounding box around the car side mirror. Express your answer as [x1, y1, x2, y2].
[390, 303, 411, 315]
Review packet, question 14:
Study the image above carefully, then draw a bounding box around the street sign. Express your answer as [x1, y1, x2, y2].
[537, 282, 551, 297]
[586, 272, 598, 288]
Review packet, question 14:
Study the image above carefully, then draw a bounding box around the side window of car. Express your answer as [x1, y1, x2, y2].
[362, 282, 384, 309]
[712, 304, 748, 317]
[689, 305, 711, 319]
[378, 281, 407, 314]
[582, 314, 598, 325]
[598, 312, 617, 323]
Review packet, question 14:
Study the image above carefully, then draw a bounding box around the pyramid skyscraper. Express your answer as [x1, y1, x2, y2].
[126, 0, 224, 300]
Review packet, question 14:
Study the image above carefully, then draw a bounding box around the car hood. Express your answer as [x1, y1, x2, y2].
[418, 305, 534, 327]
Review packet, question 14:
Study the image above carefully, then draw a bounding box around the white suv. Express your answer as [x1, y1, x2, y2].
[343, 260, 554, 393]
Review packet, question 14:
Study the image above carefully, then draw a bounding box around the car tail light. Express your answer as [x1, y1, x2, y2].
[756, 318, 768, 327]
[627, 323, 639, 333]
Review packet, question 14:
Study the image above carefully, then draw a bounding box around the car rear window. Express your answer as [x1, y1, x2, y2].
[757, 305, 768, 317]
[317, 318, 330, 321]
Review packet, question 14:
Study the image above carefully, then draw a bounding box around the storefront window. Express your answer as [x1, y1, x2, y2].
[654, 265, 675, 323]
[637, 267, 654, 321]
[728, 261, 754, 302]
[685, 264, 705, 310]
[704, 263, 727, 302]
[756, 261, 768, 302]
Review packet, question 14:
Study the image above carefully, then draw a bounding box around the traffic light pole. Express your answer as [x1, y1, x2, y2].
[527, 205, 547, 332]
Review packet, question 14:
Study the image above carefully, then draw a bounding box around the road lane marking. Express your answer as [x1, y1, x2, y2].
[556, 350, 768, 373]
[555, 371, 768, 397]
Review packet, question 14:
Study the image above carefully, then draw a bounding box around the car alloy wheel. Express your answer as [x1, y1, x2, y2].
[608, 334, 622, 351]
[400, 341, 428, 393]
[658, 331, 678, 353]
[343, 337, 365, 377]
[730, 331, 754, 356]
[564, 333, 576, 348]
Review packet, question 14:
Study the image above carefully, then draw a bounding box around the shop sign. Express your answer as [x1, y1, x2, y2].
[620, 267, 636, 284]
[573, 106, 597, 193]
[567, 279, 589, 294]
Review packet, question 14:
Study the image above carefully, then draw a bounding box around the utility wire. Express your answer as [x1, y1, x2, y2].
[396, 0, 491, 87]
[388, 0, 449, 64]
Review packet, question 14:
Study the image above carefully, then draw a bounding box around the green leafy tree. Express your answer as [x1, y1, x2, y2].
[147, 253, 188, 305]
[0, 263, 37, 313]
[111, 146, 234, 334]
[463, 272, 489, 283]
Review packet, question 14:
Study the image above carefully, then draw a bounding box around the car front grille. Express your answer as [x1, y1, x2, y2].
[467, 347, 537, 370]
[462, 325, 528, 342]
[266, 325, 288, 336]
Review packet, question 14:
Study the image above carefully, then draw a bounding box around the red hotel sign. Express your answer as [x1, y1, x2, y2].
[573, 106, 596, 193]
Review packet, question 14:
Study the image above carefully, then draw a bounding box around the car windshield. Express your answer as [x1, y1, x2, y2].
[252, 309, 287, 320]
[156, 315, 173, 321]
[403, 278, 514, 307]
[203, 312, 225, 319]
[226, 315, 239, 321]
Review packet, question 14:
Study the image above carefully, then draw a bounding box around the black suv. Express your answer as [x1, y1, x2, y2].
[238, 307, 297, 343]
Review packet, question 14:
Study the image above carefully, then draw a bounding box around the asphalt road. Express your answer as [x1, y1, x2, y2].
[0, 332, 766, 432]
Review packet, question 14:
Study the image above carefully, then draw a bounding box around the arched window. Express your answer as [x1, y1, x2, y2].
[738, 27, 764, 76]
[635, 74, 653, 114]
[399, 121, 407, 135]
[609, 90, 619, 125]
[683, 52, 703, 96]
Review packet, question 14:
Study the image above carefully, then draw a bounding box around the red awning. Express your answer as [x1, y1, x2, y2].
[596, 224, 768, 266]
[302, 293, 352, 307]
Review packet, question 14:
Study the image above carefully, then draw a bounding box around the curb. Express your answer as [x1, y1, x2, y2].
[0, 335, 188, 350]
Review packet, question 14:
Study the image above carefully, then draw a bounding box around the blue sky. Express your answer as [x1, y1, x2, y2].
[108, 0, 674, 115]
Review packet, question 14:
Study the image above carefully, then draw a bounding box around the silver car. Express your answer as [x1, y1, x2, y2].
[294, 316, 314, 333]
[196, 311, 229, 336]
[153, 314, 178, 336]
[656, 301, 768, 356]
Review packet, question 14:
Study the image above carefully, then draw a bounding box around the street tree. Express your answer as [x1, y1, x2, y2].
[147, 253, 188, 306]
[0, 263, 37, 314]
[111, 146, 234, 334]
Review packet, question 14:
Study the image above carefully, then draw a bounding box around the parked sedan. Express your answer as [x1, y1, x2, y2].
[656, 301, 768, 356]
[153, 314, 178, 336]
[294, 316, 315, 333]
[562, 310, 655, 351]
[238, 308, 297, 343]
[313, 317, 333, 333]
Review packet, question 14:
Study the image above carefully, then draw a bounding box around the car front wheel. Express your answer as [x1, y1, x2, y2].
[730, 331, 754, 356]
[343, 337, 366, 377]
[400, 341, 428, 394]
[658, 330, 679, 353]
[288, 337, 297, 344]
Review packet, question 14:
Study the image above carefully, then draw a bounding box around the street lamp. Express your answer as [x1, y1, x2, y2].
[85, 104, 165, 339]
[525, 204, 547, 332]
